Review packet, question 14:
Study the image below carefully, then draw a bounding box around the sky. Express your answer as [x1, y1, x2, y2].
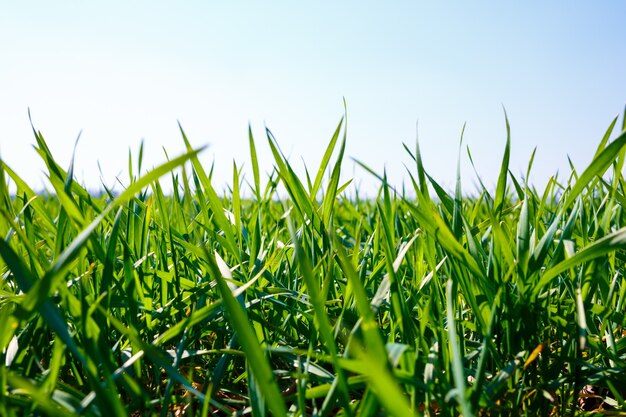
[1, 2, 625, 196]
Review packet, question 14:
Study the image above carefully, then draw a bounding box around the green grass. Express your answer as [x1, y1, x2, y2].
[1, 110, 626, 416]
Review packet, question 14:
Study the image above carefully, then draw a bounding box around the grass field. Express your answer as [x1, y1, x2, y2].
[1, 111, 626, 416]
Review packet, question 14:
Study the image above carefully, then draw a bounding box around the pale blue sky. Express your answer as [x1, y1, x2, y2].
[1, 2, 625, 195]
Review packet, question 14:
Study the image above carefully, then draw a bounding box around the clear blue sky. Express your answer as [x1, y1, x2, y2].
[1, 2, 625, 195]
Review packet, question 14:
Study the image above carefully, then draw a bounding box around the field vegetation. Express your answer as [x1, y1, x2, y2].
[1, 111, 626, 416]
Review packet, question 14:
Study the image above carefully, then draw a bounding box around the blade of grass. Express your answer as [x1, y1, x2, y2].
[204, 250, 287, 417]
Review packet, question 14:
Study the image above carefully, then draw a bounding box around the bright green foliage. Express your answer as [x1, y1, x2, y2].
[0, 112, 626, 416]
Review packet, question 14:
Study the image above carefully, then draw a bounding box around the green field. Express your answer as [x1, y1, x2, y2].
[1, 112, 626, 416]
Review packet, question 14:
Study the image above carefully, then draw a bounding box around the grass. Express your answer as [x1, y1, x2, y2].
[0, 110, 626, 416]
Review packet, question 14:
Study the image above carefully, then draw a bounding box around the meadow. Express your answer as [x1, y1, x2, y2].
[0, 111, 625, 416]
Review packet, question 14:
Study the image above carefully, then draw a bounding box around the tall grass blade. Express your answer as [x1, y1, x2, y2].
[204, 250, 287, 417]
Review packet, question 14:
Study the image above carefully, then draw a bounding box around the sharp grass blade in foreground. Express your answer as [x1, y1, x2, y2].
[249, 124, 262, 200]
[562, 129, 626, 211]
[446, 279, 473, 417]
[285, 211, 353, 415]
[533, 226, 626, 297]
[205, 251, 287, 417]
[333, 235, 416, 417]
[311, 116, 344, 199]
[494, 109, 511, 216]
